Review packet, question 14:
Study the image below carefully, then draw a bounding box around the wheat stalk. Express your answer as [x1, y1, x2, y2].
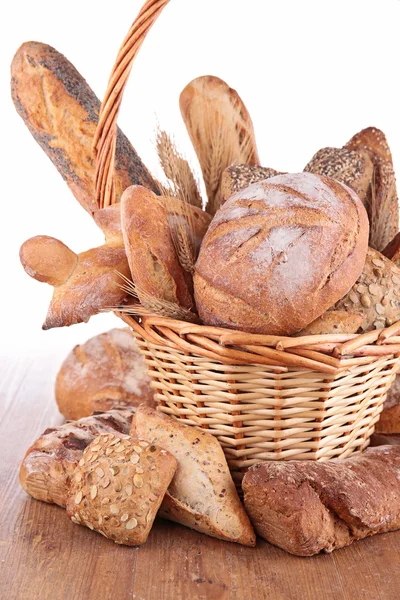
[156, 127, 202, 208]
[114, 272, 199, 323]
[159, 195, 197, 273]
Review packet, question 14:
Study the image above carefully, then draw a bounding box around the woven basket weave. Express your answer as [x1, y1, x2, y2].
[93, 0, 400, 482]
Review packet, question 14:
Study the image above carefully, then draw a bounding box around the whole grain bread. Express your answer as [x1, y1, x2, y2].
[19, 409, 135, 507]
[134, 405, 256, 546]
[11, 42, 158, 215]
[194, 172, 369, 335]
[66, 433, 177, 546]
[243, 446, 400, 556]
[220, 164, 280, 206]
[55, 328, 155, 420]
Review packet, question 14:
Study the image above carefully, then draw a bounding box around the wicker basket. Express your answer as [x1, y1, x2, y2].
[93, 0, 400, 482]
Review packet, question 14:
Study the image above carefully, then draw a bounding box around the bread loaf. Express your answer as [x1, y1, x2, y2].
[370, 432, 400, 446]
[121, 186, 203, 311]
[220, 164, 280, 206]
[134, 406, 256, 546]
[345, 127, 399, 251]
[180, 76, 259, 215]
[11, 42, 158, 215]
[194, 172, 369, 335]
[55, 328, 155, 420]
[383, 231, 400, 265]
[20, 409, 134, 507]
[375, 374, 400, 434]
[66, 433, 177, 546]
[304, 146, 373, 208]
[20, 236, 130, 329]
[243, 446, 400, 556]
[297, 311, 363, 336]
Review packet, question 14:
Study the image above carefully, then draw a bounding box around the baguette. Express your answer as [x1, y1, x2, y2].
[134, 405, 256, 546]
[11, 42, 158, 215]
[243, 446, 400, 556]
[20, 409, 135, 507]
[66, 433, 177, 546]
[180, 76, 259, 215]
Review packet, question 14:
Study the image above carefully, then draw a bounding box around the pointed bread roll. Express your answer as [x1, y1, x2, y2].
[180, 76, 259, 215]
[134, 405, 256, 546]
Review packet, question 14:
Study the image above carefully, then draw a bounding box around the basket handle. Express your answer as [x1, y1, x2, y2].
[93, 0, 170, 209]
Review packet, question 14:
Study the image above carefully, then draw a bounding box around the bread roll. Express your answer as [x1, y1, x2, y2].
[194, 172, 369, 335]
[66, 433, 177, 546]
[180, 76, 259, 215]
[297, 310, 363, 336]
[20, 236, 130, 329]
[134, 406, 256, 546]
[121, 186, 200, 310]
[55, 328, 155, 420]
[304, 147, 373, 207]
[20, 409, 135, 507]
[11, 42, 158, 215]
[243, 446, 400, 556]
[220, 164, 280, 206]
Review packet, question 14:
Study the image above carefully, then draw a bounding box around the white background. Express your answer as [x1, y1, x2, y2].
[1, 0, 400, 359]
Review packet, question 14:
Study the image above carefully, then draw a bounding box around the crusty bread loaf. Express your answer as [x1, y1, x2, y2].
[134, 406, 256, 546]
[66, 433, 177, 546]
[194, 172, 369, 335]
[11, 42, 158, 215]
[345, 127, 399, 251]
[375, 374, 400, 434]
[243, 446, 400, 556]
[383, 231, 400, 265]
[220, 164, 280, 206]
[180, 76, 259, 215]
[121, 186, 197, 310]
[55, 328, 155, 420]
[304, 146, 373, 208]
[19, 409, 134, 507]
[20, 235, 130, 329]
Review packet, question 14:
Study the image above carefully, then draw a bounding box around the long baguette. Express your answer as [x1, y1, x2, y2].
[11, 42, 159, 215]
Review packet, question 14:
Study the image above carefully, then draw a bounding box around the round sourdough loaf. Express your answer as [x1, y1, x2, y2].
[194, 172, 369, 335]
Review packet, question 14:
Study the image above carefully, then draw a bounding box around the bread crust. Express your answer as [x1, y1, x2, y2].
[55, 328, 155, 420]
[19, 409, 135, 507]
[134, 406, 256, 546]
[195, 173, 369, 335]
[243, 446, 400, 556]
[11, 42, 158, 215]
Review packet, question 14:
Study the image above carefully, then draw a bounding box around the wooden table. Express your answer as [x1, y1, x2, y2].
[1, 355, 399, 600]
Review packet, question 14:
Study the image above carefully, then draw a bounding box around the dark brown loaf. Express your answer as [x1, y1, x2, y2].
[55, 328, 155, 420]
[220, 164, 281, 205]
[242, 446, 400, 556]
[19, 409, 135, 507]
[375, 374, 400, 434]
[66, 433, 177, 546]
[194, 172, 369, 335]
[304, 146, 373, 208]
[11, 42, 158, 215]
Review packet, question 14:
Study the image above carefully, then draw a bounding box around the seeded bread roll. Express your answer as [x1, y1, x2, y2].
[134, 405, 256, 546]
[194, 172, 369, 335]
[11, 42, 158, 215]
[304, 147, 373, 208]
[297, 311, 363, 336]
[66, 433, 177, 546]
[55, 328, 155, 420]
[19, 409, 135, 507]
[220, 164, 281, 205]
[243, 446, 400, 556]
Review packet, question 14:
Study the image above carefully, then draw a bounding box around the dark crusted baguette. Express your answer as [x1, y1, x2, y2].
[11, 42, 159, 215]
[20, 408, 135, 507]
[242, 446, 400, 556]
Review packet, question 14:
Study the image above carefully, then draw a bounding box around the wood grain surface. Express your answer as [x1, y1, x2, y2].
[0, 354, 399, 600]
